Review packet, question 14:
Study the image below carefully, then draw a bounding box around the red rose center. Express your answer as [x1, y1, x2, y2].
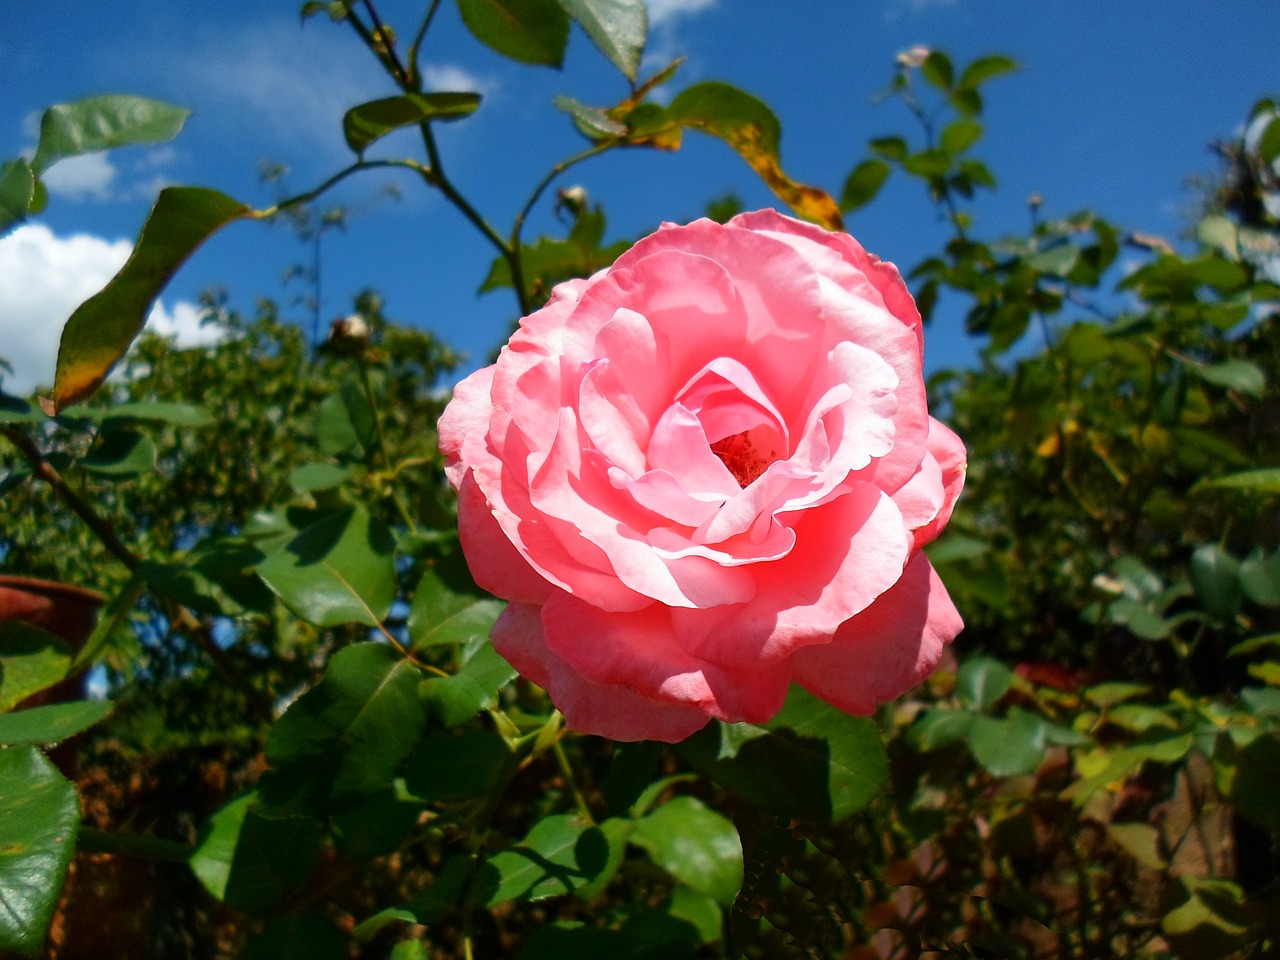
[710, 428, 779, 487]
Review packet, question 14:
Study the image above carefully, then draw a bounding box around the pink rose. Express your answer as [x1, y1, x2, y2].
[439, 210, 965, 742]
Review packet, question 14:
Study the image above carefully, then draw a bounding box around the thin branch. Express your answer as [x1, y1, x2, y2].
[407, 0, 445, 88]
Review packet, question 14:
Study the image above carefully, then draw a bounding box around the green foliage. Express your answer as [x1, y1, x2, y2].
[1, 6, 1278, 958]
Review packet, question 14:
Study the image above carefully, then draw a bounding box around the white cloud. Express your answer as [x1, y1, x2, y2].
[423, 63, 496, 99]
[40, 152, 118, 200]
[0, 224, 217, 395]
[647, 0, 717, 27]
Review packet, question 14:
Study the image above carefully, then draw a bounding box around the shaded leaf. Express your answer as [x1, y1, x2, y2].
[0, 159, 35, 234]
[190, 793, 321, 912]
[402, 727, 515, 803]
[241, 910, 346, 960]
[966, 709, 1046, 778]
[1190, 544, 1241, 623]
[940, 119, 982, 155]
[456, 0, 570, 67]
[408, 568, 505, 650]
[343, 93, 482, 154]
[1196, 468, 1280, 494]
[840, 159, 891, 212]
[49, 187, 249, 412]
[920, 51, 954, 90]
[957, 55, 1018, 89]
[677, 686, 887, 822]
[81, 425, 156, 476]
[261, 642, 426, 811]
[1186, 359, 1266, 398]
[0, 747, 79, 957]
[315, 380, 377, 460]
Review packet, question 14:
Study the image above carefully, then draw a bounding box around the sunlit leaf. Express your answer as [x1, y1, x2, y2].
[0, 623, 71, 712]
[484, 814, 609, 905]
[1185, 358, 1266, 398]
[343, 93, 482, 154]
[955, 657, 1013, 712]
[557, 0, 647, 80]
[30, 95, 190, 173]
[966, 709, 1046, 777]
[667, 82, 842, 230]
[631, 796, 742, 906]
[957, 54, 1017, 89]
[420, 637, 517, 726]
[0, 747, 79, 957]
[255, 507, 397, 627]
[408, 568, 505, 650]
[0, 701, 112, 746]
[48, 187, 249, 412]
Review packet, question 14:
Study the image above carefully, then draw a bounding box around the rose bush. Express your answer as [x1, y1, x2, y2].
[440, 210, 965, 742]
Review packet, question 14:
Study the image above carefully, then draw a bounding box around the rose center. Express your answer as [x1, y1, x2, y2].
[710, 426, 780, 487]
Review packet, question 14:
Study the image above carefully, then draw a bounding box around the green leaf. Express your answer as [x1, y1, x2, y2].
[840, 159, 891, 212]
[49, 187, 249, 412]
[557, 0, 647, 81]
[62, 400, 212, 426]
[1219, 733, 1280, 833]
[343, 93, 482, 154]
[955, 657, 1013, 712]
[241, 910, 346, 960]
[331, 785, 425, 859]
[940, 119, 982, 155]
[456, 0, 570, 67]
[677, 686, 888, 823]
[1028, 243, 1079, 278]
[1107, 822, 1167, 869]
[1190, 544, 1241, 623]
[965, 709, 1047, 778]
[1186, 358, 1266, 398]
[920, 50, 954, 90]
[261, 643, 426, 811]
[0, 701, 112, 746]
[81, 425, 157, 476]
[554, 95, 629, 139]
[1258, 115, 1280, 164]
[30, 95, 190, 173]
[0, 623, 72, 712]
[141, 538, 273, 617]
[255, 507, 397, 627]
[516, 918, 699, 960]
[631, 796, 742, 906]
[420, 637, 517, 726]
[0, 747, 79, 957]
[485, 813, 609, 905]
[868, 136, 908, 161]
[408, 569, 505, 650]
[402, 728, 515, 803]
[289, 461, 354, 494]
[0, 159, 35, 234]
[907, 709, 974, 751]
[1240, 549, 1280, 608]
[189, 793, 321, 911]
[667, 82, 842, 230]
[0, 394, 44, 424]
[957, 55, 1017, 89]
[315, 380, 377, 460]
[1197, 468, 1280, 494]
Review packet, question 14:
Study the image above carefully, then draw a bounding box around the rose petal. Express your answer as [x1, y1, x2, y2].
[493, 601, 712, 742]
[539, 591, 790, 724]
[790, 552, 962, 715]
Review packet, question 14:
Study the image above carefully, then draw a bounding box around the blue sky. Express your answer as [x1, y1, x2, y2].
[1, 0, 1276, 393]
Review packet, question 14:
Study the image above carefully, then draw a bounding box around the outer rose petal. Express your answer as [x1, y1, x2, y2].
[790, 552, 962, 715]
[493, 602, 711, 743]
[440, 211, 966, 742]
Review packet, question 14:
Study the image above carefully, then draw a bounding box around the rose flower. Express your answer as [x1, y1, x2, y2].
[439, 210, 965, 742]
